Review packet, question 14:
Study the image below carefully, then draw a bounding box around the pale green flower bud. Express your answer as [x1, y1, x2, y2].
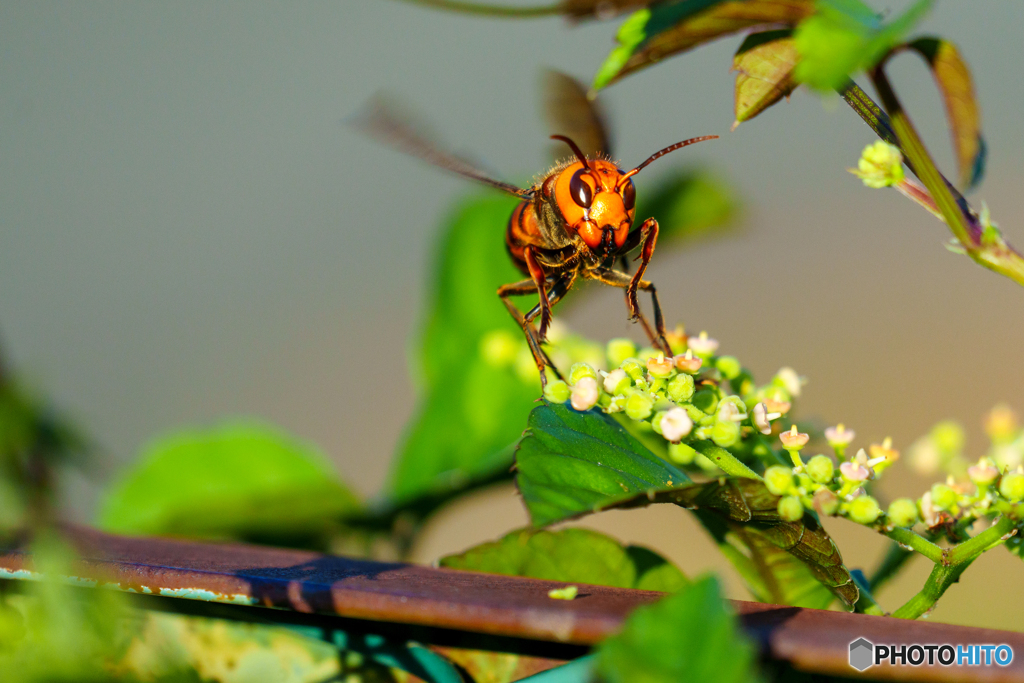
[715, 356, 742, 380]
[667, 373, 695, 404]
[1000, 472, 1024, 502]
[692, 389, 718, 415]
[543, 379, 570, 404]
[569, 362, 598, 385]
[847, 495, 881, 524]
[625, 392, 655, 421]
[711, 420, 740, 448]
[620, 359, 645, 381]
[930, 483, 957, 510]
[607, 338, 637, 368]
[931, 421, 965, 455]
[668, 441, 697, 465]
[806, 454, 835, 485]
[850, 140, 905, 188]
[778, 495, 804, 522]
[887, 498, 919, 528]
[764, 466, 794, 496]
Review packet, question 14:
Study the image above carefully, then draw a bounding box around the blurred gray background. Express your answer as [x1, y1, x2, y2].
[2, 2, 1023, 628]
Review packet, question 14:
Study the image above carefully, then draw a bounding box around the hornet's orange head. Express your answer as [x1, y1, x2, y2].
[553, 158, 635, 257]
[549, 133, 719, 258]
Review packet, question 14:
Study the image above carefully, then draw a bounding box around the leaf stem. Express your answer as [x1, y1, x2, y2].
[693, 441, 762, 480]
[891, 517, 1018, 619]
[883, 526, 942, 563]
[391, 0, 562, 18]
[869, 64, 1024, 288]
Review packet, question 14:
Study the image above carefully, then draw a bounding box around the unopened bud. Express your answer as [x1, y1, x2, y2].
[715, 356, 742, 380]
[887, 498, 919, 528]
[625, 392, 655, 421]
[764, 466, 795, 496]
[806, 455, 835, 485]
[985, 404, 1018, 444]
[1000, 472, 1024, 502]
[668, 441, 697, 465]
[930, 483, 957, 510]
[607, 338, 638, 368]
[847, 495, 881, 524]
[569, 362, 598, 386]
[667, 373, 695, 404]
[692, 389, 718, 415]
[711, 419, 740, 448]
[570, 376, 599, 411]
[778, 496, 804, 522]
[620, 359, 645, 381]
[543, 379, 570, 404]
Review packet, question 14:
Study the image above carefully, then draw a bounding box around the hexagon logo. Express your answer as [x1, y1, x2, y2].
[849, 638, 874, 671]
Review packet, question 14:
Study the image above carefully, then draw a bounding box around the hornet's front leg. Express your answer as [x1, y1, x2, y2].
[627, 218, 659, 323]
[523, 246, 553, 342]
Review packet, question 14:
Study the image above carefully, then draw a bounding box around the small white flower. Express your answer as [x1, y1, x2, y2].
[752, 402, 778, 435]
[660, 407, 694, 442]
[570, 376, 599, 411]
[776, 367, 804, 397]
[687, 331, 719, 356]
[603, 368, 628, 394]
[824, 423, 855, 447]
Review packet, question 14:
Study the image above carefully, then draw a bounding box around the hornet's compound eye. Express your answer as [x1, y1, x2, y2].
[569, 168, 593, 209]
[621, 177, 635, 211]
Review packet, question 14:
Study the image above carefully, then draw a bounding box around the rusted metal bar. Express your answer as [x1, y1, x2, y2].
[1, 527, 1022, 682]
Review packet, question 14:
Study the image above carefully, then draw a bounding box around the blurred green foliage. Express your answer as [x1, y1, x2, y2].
[99, 423, 360, 546]
[595, 575, 758, 683]
[439, 527, 688, 592]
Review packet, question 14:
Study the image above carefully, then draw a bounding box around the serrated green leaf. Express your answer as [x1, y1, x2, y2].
[514, 403, 692, 527]
[732, 30, 799, 125]
[440, 527, 687, 591]
[99, 423, 360, 543]
[514, 403, 857, 607]
[595, 575, 759, 683]
[793, 0, 933, 91]
[906, 37, 984, 189]
[388, 195, 539, 506]
[635, 169, 739, 246]
[594, 0, 814, 90]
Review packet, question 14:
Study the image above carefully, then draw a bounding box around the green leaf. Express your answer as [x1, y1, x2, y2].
[514, 403, 858, 607]
[594, 0, 814, 90]
[98, 423, 360, 542]
[635, 169, 739, 246]
[514, 403, 692, 527]
[387, 194, 540, 506]
[732, 30, 800, 126]
[595, 575, 759, 683]
[440, 527, 687, 591]
[793, 0, 933, 91]
[905, 37, 985, 189]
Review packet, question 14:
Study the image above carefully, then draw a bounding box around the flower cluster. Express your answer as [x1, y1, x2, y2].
[537, 322, 1024, 534]
[763, 410, 1024, 532]
[541, 326, 802, 473]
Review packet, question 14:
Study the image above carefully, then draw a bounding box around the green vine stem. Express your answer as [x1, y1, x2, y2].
[891, 516, 1017, 619]
[393, 0, 561, 18]
[883, 525, 943, 563]
[867, 64, 1024, 288]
